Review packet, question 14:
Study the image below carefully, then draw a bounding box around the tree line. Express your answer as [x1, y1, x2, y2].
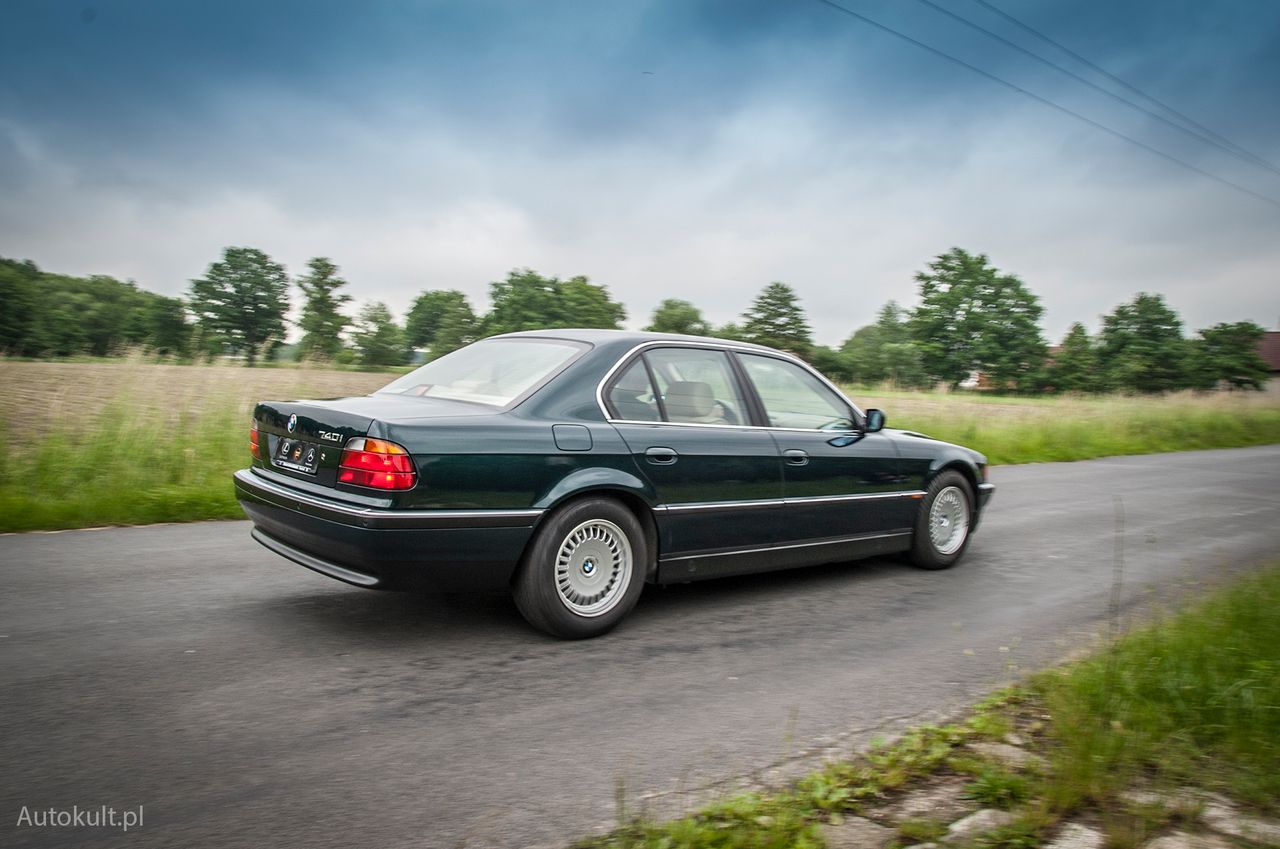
[0, 258, 189, 358]
[0, 246, 1270, 392]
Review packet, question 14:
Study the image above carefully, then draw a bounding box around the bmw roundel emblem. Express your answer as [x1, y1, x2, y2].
[287, 414, 298, 433]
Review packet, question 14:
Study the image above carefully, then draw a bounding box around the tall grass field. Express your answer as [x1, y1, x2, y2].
[0, 361, 389, 532]
[1, 360, 1278, 532]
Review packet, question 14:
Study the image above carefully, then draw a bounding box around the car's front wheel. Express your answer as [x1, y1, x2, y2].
[513, 497, 647, 638]
[909, 470, 974, 570]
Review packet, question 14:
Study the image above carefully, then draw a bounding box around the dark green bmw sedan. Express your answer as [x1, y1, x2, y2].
[235, 329, 993, 638]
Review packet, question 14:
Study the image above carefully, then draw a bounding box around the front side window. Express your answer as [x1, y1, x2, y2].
[738, 354, 855, 430]
[377, 338, 587, 408]
[644, 348, 747, 425]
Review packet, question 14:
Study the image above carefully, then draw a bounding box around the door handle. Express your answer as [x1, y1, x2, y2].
[784, 449, 809, 466]
[645, 446, 678, 465]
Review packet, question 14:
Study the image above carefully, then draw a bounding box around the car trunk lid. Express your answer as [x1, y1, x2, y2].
[253, 394, 501, 487]
[255, 400, 374, 486]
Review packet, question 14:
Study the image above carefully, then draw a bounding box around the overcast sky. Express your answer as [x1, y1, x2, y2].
[2, 0, 1278, 346]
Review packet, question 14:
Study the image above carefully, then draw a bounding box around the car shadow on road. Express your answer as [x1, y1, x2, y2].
[246, 553, 942, 647]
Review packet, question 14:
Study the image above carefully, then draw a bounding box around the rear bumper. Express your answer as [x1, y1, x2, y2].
[233, 468, 541, 591]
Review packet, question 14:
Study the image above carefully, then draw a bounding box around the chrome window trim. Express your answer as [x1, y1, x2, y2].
[595, 340, 867, 433]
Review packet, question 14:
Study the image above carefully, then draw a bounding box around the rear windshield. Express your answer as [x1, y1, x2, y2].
[375, 338, 588, 408]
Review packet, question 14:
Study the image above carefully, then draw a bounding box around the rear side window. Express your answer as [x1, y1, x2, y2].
[645, 348, 747, 426]
[605, 348, 749, 426]
[605, 359, 661, 421]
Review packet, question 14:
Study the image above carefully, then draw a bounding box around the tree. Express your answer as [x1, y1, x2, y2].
[1047, 322, 1099, 393]
[352, 301, 408, 366]
[740, 282, 813, 356]
[143, 295, 191, 357]
[1, 264, 168, 357]
[0, 260, 40, 354]
[806, 345, 854, 382]
[909, 248, 1047, 390]
[1188, 321, 1269, 390]
[296, 257, 351, 362]
[560, 276, 628, 329]
[484, 268, 625, 335]
[645, 299, 711, 335]
[406, 289, 478, 358]
[710, 322, 748, 342]
[188, 247, 289, 365]
[840, 301, 927, 387]
[1098, 293, 1188, 393]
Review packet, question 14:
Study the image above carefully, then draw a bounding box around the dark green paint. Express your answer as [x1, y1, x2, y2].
[237, 329, 991, 592]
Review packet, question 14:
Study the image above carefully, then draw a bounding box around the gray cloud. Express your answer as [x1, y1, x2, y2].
[1, 0, 1278, 346]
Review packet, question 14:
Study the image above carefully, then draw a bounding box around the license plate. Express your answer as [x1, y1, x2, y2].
[274, 438, 320, 474]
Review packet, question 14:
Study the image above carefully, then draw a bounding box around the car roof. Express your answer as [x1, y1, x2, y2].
[490, 328, 782, 354]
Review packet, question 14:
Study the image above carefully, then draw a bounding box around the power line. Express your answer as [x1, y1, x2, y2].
[968, 0, 1280, 175]
[911, 0, 1280, 178]
[812, 0, 1280, 209]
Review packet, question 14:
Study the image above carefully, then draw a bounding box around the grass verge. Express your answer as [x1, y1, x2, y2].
[1, 360, 1278, 532]
[853, 388, 1280, 465]
[571, 563, 1280, 848]
[0, 361, 391, 533]
[1035, 564, 1280, 812]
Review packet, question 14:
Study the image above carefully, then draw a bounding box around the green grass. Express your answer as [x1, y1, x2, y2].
[1, 360, 1278, 532]
[963, 765, 1034, 809]
[575, 721, 1004, 849]
[849, 388, 1280, 465]
[0, 361, 393, 533]
[897, 816, 948, 844]
[569, 563, 1280, 849]
[0, 396, 248, 531]
[1033, 564, 1280, 814]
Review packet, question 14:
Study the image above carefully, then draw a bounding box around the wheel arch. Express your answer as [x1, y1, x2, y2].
[930, 459, 979, 499]
[524, 473, 661, 584]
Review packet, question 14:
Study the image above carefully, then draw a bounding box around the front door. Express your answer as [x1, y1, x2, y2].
[736, 353, 914, 543]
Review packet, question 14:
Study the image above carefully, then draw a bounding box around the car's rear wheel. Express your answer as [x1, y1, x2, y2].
[513, 497, 647, 638]
[909, 470, 973, 570]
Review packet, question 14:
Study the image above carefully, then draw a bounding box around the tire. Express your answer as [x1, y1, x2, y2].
[909, 470, 974, 570]
[513, 497, 648, 638]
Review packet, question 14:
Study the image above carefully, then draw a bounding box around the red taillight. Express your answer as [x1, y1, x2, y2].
[250, 422, 262, 460]
[337, 437, 416, 491]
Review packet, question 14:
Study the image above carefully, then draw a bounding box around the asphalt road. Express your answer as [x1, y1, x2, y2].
[2, 446, 1278, 849]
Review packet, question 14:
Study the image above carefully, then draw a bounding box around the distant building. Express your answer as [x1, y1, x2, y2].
[1260, 331, 1280, 379]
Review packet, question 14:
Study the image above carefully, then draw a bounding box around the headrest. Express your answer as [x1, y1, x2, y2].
[665, 381, 715, 420]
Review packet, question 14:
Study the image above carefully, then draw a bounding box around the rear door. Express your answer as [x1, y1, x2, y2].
[603, 346, 782, 563]
[735, 353, 914, 542]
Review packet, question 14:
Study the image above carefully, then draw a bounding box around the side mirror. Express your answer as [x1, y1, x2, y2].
[865, 408, 886, 433]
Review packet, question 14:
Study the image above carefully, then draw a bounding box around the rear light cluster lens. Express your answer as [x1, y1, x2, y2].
[250, 422, 262, 460]
[338, 437, 416, 491]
